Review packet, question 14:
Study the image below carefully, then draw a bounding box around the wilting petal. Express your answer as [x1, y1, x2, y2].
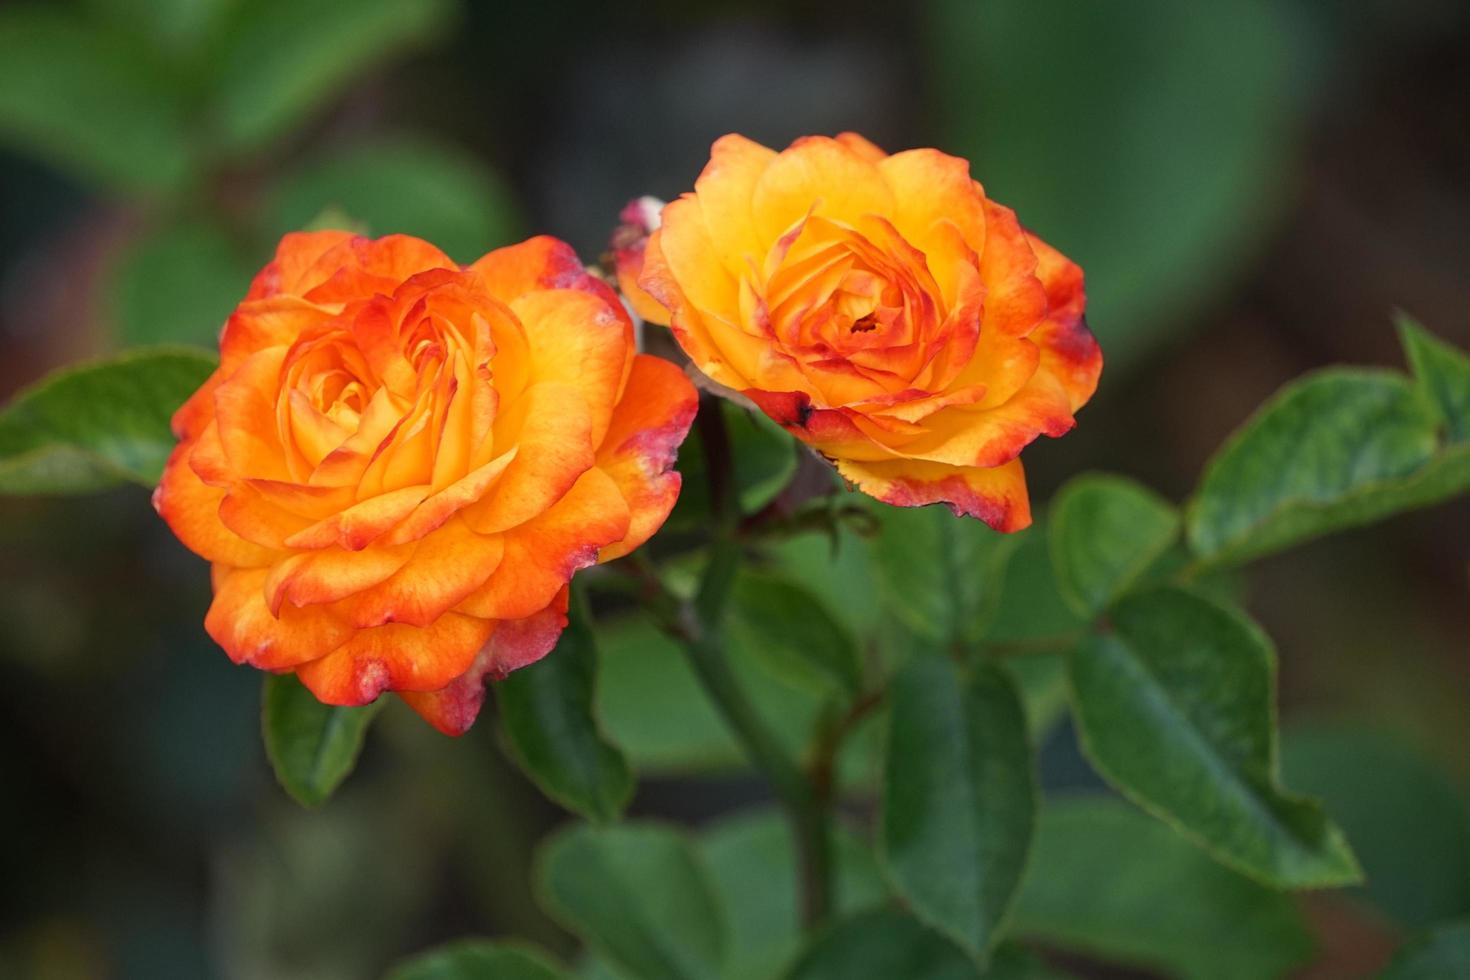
[399, 588, 570, 736]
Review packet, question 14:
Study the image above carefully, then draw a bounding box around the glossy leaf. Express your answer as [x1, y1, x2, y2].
[208, 0, 454, 152]
[1283, 723, 1470, 927]
[0, 7, 192, 191]
[111, 221, 255, 347]
[1188, 324, 1470, 566]
[869, 502, 1019, 648]
[700, 808, 887, 980]
[0, 347, 216, 494]
[1069, 588, 1360, 887]
[1011, 797, 1313, 980]
[536, 823, 726, 980]
[785, 909, 977, 980]
[881, 657, 1035, 963]
[387, 940, 570, 980]
[496, 601, 632, 823]
[269, 136, 522, 263]
[1048, 474, 1179, 617]
[727, 571, 862, 699]
[261, 672, 384, 808]
[1380, 921, 1470, 980]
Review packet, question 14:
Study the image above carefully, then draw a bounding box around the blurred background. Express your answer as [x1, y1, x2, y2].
[1, 0, 1468, 977]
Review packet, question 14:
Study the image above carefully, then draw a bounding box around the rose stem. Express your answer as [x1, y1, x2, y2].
[683, 395, 835, 928]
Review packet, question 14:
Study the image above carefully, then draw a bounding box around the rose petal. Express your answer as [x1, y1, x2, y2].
[399, 587, 570, 736]
[295, 612, 496, 705]
[596, 354, 698, 561]
[457, 466, 629, 620]
[153, 442, 278, 567]
[835, 456, 1032, 532]
[205, 566, 352, 670]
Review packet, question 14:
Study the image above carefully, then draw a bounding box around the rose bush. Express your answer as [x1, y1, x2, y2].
[154, 231, 696, 734]
[631, 133, 1103, 531]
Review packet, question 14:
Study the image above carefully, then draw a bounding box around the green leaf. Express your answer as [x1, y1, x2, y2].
[1282, 723, 1470, 928]
[785, 909, 977, 980]
[0, 6, 192, 192]
[1005, 654, 1069, 742]
[1069, 588, 1360, 887]
[1187, 328, 1470, 567]
[700, 808, 887, 980]
[1048, 474, 1179, 617]
[727, 571, 862, 699]
[981, 525, 1085, 645]
[881, 657, 1035, 963]
[208, 0, 454, 153]
[593, 610, 823, 776]
[269, 136, 523, 263]
[926, 0, 1299, 368]
[764, 522, 883, 639]
[0, 347, 216, 494]
[536, 823, 726, 980]
[387, 940, 570, 980]
[1398, 314, 1470, 442]
[261, 672, 384, 808]
[673, 403, 798, 526]
[111, 221, 256, 347]
[869, 502, 1019, 649]
[1380, 921, 1470, 980]
[87, 0, 237, 56]
[496, 600, 633, 823]
[1010, 796, 1313, 980]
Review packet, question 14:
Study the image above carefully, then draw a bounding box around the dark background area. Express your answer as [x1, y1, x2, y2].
[1, 1, 1468, 977]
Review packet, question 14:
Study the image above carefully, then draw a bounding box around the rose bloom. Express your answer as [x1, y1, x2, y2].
[631, 133, 1102, 531]
[154, 232, 696, 734]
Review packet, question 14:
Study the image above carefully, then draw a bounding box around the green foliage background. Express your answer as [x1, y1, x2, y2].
[1, 1, 1469, 978]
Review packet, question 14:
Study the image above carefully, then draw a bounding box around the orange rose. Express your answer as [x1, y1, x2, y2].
[634, 133, 1101, 531]
[154, 232, 696, 734]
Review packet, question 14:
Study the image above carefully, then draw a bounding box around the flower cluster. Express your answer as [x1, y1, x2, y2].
[158, 133, 1100, 729]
